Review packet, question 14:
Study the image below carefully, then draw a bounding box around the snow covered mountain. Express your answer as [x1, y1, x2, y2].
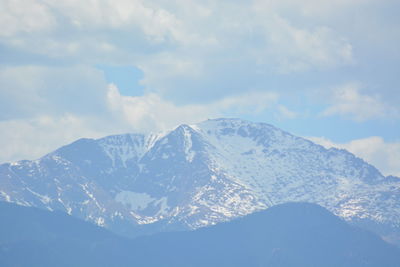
[0, 118, 399, 242]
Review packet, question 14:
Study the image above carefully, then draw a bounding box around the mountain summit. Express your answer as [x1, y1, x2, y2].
[0, 118, 399, 242]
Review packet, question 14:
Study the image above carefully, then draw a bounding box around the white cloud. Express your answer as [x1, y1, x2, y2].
[277, 105, 298, 119]
[0, 115, 109, 162]
[0, 0, 398, 163]
[216, 91, 279, 114]
[106, 84, 213, 133]
[262, 0, 377, 18]
[0, 78, 279, 163]
[106, 84, 279, 132]
[137, 1, 355, 95]
[321, 83, 398, 121]
[0, 0, 357, 99]
[251, 5, 353, 72]
[308, 136, 400, 177]
[0, 65, 109, 119]
[0, 0, 56, 36]
[43, 0, 195, 44]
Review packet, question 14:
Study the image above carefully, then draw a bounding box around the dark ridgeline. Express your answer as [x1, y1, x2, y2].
[0, 201, 399, 267]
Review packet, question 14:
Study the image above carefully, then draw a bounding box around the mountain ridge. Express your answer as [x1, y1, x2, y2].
[1, 201, 400, 267]
[0, 118, 399, 243]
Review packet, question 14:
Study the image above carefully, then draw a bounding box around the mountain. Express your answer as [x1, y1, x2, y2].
[0, 118, 399, 243]
[0, 201, 125, 267]
[1, 201, 399, 267]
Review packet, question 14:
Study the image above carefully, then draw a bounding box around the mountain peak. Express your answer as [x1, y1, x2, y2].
[0, 118, 399, 245]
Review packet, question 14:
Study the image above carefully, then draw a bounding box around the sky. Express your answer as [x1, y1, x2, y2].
[0, 0, 399, 176]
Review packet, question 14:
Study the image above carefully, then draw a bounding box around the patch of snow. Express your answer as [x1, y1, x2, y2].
[79, 183, 105, 212]
[96, 217, 105, 227]
[26, 188, 52, 204]
[58, 198, 72, 214]
[115, 191, 156, 211]
[0, 191, 11, 202]
[144, 132, 167, 152]
[183, 126, 196, 162]
[98, 132, 167, 167]
[15, 200, 32, 207]
[155, 197, 170, 216]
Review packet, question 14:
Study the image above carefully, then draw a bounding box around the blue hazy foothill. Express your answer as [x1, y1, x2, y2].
[0, 201, 399, 267]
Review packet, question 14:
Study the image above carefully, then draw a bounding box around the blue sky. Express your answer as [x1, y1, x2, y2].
[0, 0, 399, 176]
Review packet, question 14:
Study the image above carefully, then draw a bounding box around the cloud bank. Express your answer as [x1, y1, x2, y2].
[0, 0, 399, 165]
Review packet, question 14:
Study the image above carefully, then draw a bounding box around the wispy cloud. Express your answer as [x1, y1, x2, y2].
[0, 0, 399, 163]
[0, 81, 280, 162]
[0, 0, 357, 97]
[320, 83, 399, 121]
[0, 65, 109, 120]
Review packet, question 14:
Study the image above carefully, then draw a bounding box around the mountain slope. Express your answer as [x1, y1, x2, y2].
[1, 202, 399, 267]
[0, 118, 399, 242]
[0, 201, 128, 267]
[135, 202, 400, 267]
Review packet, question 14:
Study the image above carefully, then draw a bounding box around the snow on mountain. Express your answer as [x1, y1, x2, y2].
[0, 118, 399, 242]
